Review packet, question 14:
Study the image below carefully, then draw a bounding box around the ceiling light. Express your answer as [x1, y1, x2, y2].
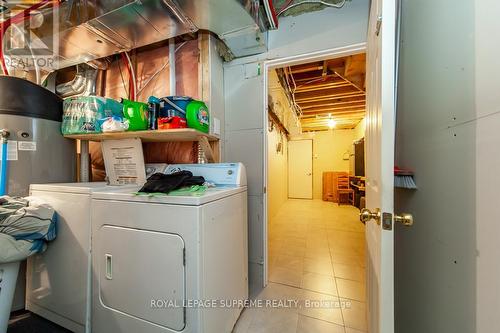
[328, 119, 336, 129]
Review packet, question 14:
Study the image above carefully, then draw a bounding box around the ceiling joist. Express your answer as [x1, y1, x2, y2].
[295, 92, 365, 103]
[279, 53, 367, 131]
[301, 114, 365, 122]
[300, 101, 365, 111]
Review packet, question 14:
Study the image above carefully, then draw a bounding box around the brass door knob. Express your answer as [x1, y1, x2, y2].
[359, 208, 381, 224]
[394, 213, 414, 226]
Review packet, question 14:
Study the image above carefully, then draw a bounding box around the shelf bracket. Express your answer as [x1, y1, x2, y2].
[198, 136, 219, 163]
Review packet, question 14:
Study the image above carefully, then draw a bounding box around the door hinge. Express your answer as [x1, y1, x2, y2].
[382, 212, 392, 230]
[183, 248, 186, 266]
[376, 15, 382, 36]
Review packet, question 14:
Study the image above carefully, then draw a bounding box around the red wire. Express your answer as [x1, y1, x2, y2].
[267, 0, 279, 28]
[0, 0, 56, 75]
[120, 53, 134, 101]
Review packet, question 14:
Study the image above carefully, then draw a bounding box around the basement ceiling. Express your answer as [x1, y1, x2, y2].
[283, 53, 366, 131]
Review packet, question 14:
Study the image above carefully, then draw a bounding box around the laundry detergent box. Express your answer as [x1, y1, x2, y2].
[61, 96, 123, 134]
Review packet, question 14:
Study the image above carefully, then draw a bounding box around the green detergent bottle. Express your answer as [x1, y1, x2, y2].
[186, 100, 210, 133]
[121, 99, 149, 131]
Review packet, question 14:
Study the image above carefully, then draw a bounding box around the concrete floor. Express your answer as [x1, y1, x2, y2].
[234, 199, 367, 333]
[8, 311, 70, 333]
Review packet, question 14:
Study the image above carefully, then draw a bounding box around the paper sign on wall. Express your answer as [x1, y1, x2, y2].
[101, 138, 146, 186]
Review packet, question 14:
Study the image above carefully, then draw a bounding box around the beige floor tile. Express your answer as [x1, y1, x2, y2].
[269, 267, 302, 288]
[232, 307, 257, 333]
[303, 257, 334, 276]
[331, 249, 365, 264]
[307, 224, 326, 232]
[296, 315, 345, 333]
[267, 256, 277, 272]
[247, 308, 299, 333]
[336, 278, 366, 302]
[333, 263, 366, 282]
[345, 328, 366, 333]
[269, 239, 286, 251]
[276, 245, 307, 258]
[263, 199, 366, 332]
[304, 247, 331, 260]
[341, 299, 367, 332]
[306, 238, 330, 248]
[328, 230, 364, 240]
[331, 252, 364, 267]
[285, 237, 307, 248]
[255, 282, 304, 304]
[299, 291, 344, 326]
[274, 254, 304, 272]
[301, 272, 338, 296]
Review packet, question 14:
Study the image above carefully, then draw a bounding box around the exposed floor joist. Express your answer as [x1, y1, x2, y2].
[282, 53, 366, 130]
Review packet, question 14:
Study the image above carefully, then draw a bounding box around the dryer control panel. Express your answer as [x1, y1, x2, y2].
[164, 163, 247, 187]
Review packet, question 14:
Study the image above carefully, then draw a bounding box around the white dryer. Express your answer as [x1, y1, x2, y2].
[91, 163, 248, 333]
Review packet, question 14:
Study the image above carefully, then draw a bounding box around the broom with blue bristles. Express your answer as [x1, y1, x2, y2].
[394, 166, 417, 189]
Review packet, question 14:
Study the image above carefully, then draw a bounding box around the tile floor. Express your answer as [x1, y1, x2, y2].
[234, 199, 367, 333]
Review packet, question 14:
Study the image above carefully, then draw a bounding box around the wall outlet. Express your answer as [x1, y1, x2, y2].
[212, 117, 221, 136]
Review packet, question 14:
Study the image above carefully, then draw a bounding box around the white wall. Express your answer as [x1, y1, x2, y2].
[224, 1, 369, 293]
[476, 0, 500, 332]
[292, 130, 353, 199]
[353, 118, 365, 141]
[267, 70, 293, 218]
[207, 35, 226, 159]
[267, 128, 288, 219]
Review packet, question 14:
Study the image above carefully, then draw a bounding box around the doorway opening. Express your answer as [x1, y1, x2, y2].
[266, 52, 368, 332]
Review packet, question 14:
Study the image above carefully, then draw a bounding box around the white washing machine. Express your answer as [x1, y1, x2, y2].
[91, 163, 248, 333]
[26, 182, 135, 333]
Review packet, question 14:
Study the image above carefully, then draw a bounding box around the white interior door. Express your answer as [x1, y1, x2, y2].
[365, 0, 397, 332]
[288, 140, 313, 199]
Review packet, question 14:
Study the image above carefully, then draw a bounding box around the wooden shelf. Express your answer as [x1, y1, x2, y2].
[66, 128, 220, 163]
[64, 128, 219, 143]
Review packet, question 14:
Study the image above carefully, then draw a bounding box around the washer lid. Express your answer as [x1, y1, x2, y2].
[30, 182, 132, 194]
[92, 185, 247, 206]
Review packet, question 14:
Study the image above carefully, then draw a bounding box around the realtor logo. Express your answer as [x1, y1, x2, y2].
[0, 0, 60, 73]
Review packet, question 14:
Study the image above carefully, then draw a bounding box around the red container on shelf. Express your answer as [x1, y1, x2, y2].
[157, 116, 187, 129]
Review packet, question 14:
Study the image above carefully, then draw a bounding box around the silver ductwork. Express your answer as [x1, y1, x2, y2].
[3, 0, 268, 72]
[56, 65, 98, 98]
[176, 0, 268, 57]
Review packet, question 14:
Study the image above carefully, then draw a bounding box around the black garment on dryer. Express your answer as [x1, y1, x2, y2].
[182, 176, 206, 187]
[139, 171, 205, 194]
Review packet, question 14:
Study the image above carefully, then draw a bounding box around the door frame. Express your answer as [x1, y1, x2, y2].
[263, 43, 367, 285]
[287, 139, 313, 200]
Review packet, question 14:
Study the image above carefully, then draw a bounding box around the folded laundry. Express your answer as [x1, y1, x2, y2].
[0, 196, 57, 264]
[138, 171, 205, 194]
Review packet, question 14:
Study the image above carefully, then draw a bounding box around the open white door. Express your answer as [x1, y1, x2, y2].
[363, 0, 400, 332]
[288, 140, 313, 199]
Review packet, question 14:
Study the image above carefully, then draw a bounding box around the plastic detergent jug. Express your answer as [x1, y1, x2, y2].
[186, 100, 210, 133]
[121, 99, 149, 131]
